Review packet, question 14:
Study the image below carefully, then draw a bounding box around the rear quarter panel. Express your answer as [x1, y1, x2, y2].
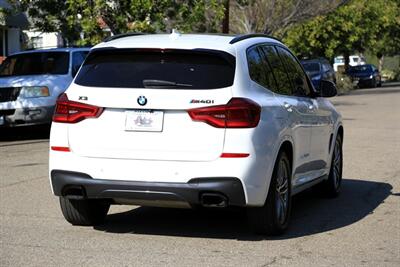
[230, 47, 295, 205]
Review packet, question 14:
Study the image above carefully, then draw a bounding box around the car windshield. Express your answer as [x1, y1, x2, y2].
[348, 65, 372, 73]
[0, 52, 69, 77]
[75, 49, 235, 89]
[302, 62, 321, 72]
[334, 57, 344, 63]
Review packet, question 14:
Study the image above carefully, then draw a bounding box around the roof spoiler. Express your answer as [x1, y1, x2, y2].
[103, 32, 145, 42]
[229, 34, 282, 44]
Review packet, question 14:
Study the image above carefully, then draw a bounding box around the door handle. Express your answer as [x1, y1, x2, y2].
[283, 102, 293, 112]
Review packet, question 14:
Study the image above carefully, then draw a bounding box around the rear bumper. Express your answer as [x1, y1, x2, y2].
[51, 170, 246, 208]
[357, 78, 373, 86]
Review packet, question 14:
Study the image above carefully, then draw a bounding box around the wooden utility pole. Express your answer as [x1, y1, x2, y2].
[222, 0, 230, 33]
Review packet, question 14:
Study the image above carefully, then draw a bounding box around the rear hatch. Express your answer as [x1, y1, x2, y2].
[66, 48, 235, 161]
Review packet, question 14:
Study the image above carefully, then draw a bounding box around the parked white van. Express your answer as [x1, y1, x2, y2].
[333, 55, 366, 72]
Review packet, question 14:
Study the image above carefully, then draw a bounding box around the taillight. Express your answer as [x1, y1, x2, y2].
[53, 93, 103, 123]
[187, 98, 261, 128]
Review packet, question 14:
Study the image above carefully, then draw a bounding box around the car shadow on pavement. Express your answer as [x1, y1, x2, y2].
[94, 179, 392, 240]
[0, 125, 50, 142]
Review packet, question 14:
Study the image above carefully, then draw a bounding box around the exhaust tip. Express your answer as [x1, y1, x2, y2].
[62, 185, 86, 199]
[200, 193, 228, 208]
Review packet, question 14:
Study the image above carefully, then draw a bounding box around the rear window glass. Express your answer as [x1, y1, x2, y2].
[0, 52, 69, 76]
[334, 57, 344, 63]
[302, 62, 320, 72]
[75, 49, 235, 89]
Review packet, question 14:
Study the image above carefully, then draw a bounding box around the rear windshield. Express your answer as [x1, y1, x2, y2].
[334, 57, 344, 63]
[302, 62, 320, 72]
[0, 52, 69, 76]
[75, 49, 236, 89]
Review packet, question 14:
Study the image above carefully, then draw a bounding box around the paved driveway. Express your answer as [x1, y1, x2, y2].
[1, 85, 399, 266]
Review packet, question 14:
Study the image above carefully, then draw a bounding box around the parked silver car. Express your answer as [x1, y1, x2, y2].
[0, 47, 90, 127]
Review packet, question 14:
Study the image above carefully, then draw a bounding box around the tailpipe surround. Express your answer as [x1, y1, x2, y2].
[200, 193, 228, 208]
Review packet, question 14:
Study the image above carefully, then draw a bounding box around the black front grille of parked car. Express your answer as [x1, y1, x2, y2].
[0, 109, 15, 116]
[0, 87, 22, 102]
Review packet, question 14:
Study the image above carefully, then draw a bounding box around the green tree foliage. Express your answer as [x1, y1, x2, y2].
[283, 0, 400, 70]
[97, 0, 225, 34]
[14, 0, 225, 46]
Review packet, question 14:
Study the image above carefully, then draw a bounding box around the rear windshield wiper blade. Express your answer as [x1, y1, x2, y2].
[143, 79, 193, 88]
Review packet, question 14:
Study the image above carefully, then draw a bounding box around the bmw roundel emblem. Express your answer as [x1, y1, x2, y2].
[137, 96, 147, 106]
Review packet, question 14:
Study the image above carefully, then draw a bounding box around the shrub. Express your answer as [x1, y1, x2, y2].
[335, 73, 354, 94]
[381, 69, 396, 82]
[394, 69, 400, 81]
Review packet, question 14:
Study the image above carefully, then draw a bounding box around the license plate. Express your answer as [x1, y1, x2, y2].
[0, 116, 4, 125]
[125, 110, 164, 132]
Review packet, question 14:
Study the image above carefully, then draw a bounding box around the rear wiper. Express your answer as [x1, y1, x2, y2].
[143, 79, 193, 88]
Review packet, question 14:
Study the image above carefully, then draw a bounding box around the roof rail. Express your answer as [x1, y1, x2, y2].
[229, 34, 282, 44]
[103, 32, 145, 42]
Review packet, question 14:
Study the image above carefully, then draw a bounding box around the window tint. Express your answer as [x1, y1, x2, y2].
[334, 57, 343, 63]
[72, 51, 89, 71]
[75, 49, 235, 89]
[0, 52, 69, 76]
[302, 62, 321, 72]
[247, 46, 277, 90]
[260, 46, 292, 96]
[275, 47, 311, 97]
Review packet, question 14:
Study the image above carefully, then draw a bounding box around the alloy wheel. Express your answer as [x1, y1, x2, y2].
[275, 159, 290, 225]
[332, 139, 342, 190]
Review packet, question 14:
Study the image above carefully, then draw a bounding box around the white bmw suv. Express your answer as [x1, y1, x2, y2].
[49, 33, 343, 235]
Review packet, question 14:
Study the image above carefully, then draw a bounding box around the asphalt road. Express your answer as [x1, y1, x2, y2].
[1, 85, 399, 266]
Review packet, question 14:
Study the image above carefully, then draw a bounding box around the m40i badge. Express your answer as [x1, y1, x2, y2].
[190, 99, 214, 104]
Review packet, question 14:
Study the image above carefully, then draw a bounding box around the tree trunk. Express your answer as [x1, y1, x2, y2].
[222, 0, 229, 33]
[377, 54, 384, 72]
[100, 15, 119, 35]
[344, 51, 350, 73]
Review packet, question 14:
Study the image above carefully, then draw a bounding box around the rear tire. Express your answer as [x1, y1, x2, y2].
[248, 151, 292, 235]
[320, 135, 343, 197]
[59, 197, 110, 226]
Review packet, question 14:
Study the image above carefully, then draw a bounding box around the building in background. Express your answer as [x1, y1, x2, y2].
[0, 0, 29, 63]
[24, 31, 63, 49]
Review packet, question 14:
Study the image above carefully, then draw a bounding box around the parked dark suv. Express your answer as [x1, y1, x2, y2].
[346, 64, 382, 88]
[301, 58, 336, 90]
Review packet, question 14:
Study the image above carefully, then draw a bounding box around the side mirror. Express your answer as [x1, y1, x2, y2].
[318, 80, 337, 97]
